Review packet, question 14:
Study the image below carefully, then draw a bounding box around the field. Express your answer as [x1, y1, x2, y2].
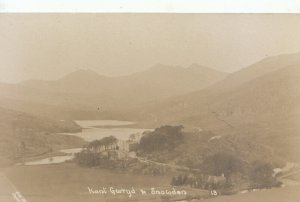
[2, 163, 208, 202]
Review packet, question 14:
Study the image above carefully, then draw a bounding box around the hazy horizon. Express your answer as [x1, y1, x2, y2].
[1, 14, 300, 83]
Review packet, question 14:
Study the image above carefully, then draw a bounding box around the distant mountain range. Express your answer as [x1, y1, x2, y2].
[0, 64, 227, 118]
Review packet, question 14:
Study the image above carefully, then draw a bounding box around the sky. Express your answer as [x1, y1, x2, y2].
[0, 14, 300, 83]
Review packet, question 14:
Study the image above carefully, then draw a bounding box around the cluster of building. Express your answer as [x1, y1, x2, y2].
[89, 132, 144, 160]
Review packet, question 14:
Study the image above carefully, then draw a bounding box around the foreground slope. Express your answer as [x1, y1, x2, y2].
[0, 107, 84, 166]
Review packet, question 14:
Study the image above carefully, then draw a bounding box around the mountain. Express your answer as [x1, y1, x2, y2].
[135, 53, 300, 163]
[60, 69, 104, 82]
[138, 52, 300, 123]
[20, 69, 110, 96]
[210, 52, 300, 92]
[20, 64, 227, 98]
[0, 65, 227, 118]
[110, 64, 227, 105]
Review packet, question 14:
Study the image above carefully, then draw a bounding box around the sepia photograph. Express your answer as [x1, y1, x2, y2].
[0, 7, 300, 202]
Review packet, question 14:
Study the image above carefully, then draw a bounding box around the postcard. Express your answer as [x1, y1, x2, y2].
[0, 1, 300, 202]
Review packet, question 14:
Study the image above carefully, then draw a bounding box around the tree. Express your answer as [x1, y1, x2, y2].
[87, 140, 102, 151]
[249, 160, 277, 189]
[75, 151, 104, 167]
[138, 125, 184, 152]
[101, 136, 117, 150]
[87, 136, 117, 151]
[201, 152, 244, 178]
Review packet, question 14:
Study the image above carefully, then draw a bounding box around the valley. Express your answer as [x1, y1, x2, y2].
[0, 52, 300, 202]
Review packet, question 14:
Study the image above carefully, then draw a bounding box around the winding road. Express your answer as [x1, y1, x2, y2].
[136, 156, 201, 172]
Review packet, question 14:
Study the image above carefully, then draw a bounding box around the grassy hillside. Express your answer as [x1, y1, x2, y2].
[0, 107, 84, 166]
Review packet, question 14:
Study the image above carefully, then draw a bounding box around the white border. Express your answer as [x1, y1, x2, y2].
[1, 0, 300, 13]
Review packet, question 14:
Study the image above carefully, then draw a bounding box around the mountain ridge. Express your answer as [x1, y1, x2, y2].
[0, 64, 227, 114]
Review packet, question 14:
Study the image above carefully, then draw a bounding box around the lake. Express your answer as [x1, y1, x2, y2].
[22, 120, 151, 165]
[61, 120, 151, 141]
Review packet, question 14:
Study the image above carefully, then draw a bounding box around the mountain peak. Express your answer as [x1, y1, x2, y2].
[188, 63, 209, 70]
[148, 64, 183, 72]
[60, 69, 104, 81]
[187, 63, 227, 76]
